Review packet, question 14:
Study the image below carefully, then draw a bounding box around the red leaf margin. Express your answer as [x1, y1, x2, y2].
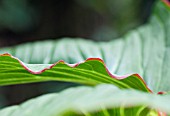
[0, 53, 151, 92]
[0, 53, 167, 116]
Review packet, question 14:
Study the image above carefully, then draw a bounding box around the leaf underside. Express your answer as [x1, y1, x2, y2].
[0, 0, 170, 116]
[0, 1, 170, 93]
[0, 84, 164, 116]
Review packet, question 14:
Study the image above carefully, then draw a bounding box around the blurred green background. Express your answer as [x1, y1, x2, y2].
[0, 0, 155, 108]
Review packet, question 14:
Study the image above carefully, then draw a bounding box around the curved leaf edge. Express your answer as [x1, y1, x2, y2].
[0, 53, 152, 92]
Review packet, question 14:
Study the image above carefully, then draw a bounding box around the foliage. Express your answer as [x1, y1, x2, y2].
[0, 0, 170, 115]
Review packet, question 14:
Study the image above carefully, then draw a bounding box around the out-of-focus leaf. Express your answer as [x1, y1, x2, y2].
[0, 1, 169, 115]
[0, 0, 35, 31]
[0, 84, 163, 116]
[0, 1, 170, 92]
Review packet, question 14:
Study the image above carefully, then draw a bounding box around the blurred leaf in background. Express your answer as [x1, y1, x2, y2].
[0, 0, 156, 109]
[0, 0, 36, 32]
[0, 0, 37, 47]
[76, 0, 155, 41]
[0, 0, 155, 45]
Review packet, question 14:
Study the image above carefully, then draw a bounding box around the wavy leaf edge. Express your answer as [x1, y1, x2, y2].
[0, 53, 152, 92]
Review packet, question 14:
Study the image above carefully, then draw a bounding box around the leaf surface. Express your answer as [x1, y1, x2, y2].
[0, 1, 169, 92]
[0, 54, 150, 92]
[0, 0, 170, 115]
[0, 84, 164, 116]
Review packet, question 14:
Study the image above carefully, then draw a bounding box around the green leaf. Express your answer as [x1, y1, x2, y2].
[0, 54, 150, 92]
[0, 1, 170, 92]
[0, 84, 162, 116]
[0, 1, 170, 115]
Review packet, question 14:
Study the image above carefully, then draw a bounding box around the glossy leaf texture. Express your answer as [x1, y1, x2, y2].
[0, 0, 170, 116]
[0, 84, 164, 116]
[0, 1, 170, 92]
[0, 54, 150, 92]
